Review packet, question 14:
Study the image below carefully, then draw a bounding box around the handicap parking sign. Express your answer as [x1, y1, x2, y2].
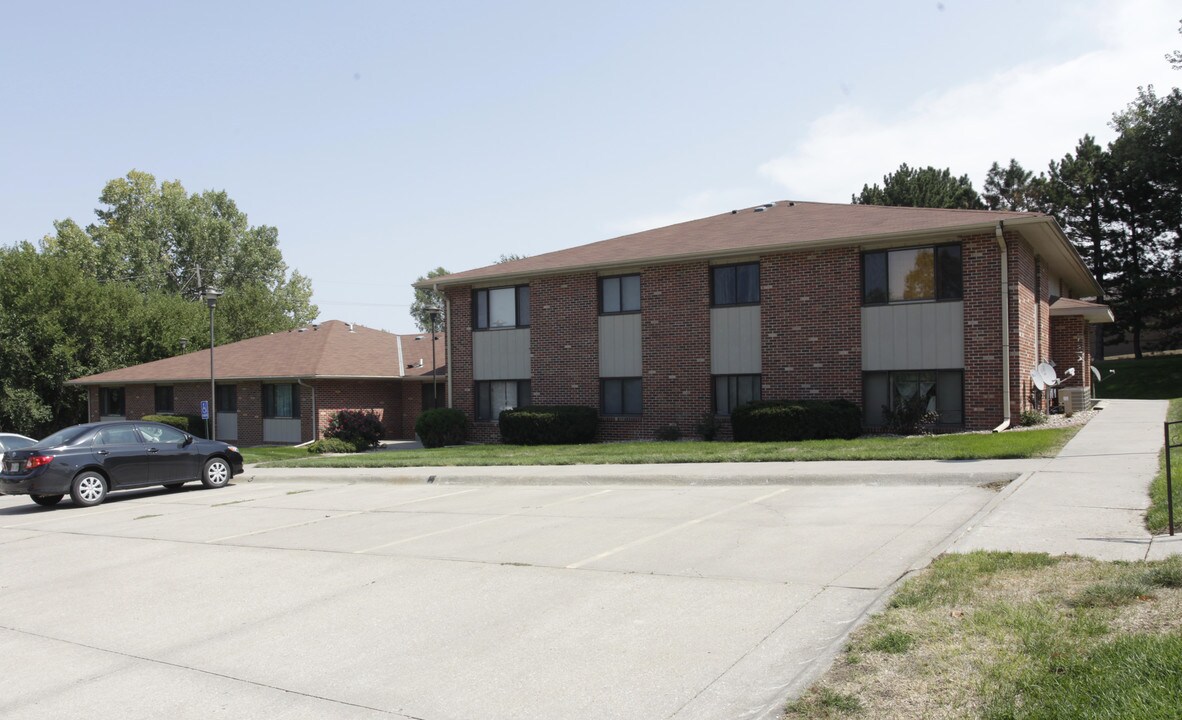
[200, 400, 209, 420]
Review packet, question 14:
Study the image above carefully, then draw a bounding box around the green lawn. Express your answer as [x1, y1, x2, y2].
[784, 551, 1182, 719]
[1095, 353, 1182, 399]
[239, 445, 312, 464]
[256, 427, 1078, 468]
[1147, 397, 1182, 534]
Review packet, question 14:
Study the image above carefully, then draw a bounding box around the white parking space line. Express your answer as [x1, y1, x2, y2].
[371, 488, 482, 509]
[353, 488, 615, 554]
[206, 511, 365, 544]
[565, 487, 791, 569]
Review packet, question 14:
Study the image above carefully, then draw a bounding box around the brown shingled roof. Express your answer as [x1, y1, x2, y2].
[423, 200, 1045, 288]
[69, 320, 444, 385]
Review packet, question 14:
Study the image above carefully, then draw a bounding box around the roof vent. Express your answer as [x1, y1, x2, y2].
[349, 322, 355, 332]
[731, 210, 737, 214]
[415, 335, 424, 340]
[312, 323, 319, 331]
[753, 202, 776, 213]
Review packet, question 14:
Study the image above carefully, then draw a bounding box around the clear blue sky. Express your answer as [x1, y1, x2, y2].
[2, 1, 1177, 332]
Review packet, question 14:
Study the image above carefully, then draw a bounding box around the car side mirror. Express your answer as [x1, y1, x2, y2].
[183, 435, 194, 447]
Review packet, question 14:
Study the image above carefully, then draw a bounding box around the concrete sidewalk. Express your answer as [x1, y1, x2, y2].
[952, 398, 1179, 561]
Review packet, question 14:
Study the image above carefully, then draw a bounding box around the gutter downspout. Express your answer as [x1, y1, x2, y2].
[296, 378, 317, 442]
[993, 221, 1011, 433]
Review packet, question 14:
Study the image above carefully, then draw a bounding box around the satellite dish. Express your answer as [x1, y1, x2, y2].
[1063, 367, 1076, 379]
[1030, 367, 1047, 391]
[1090, 366, 1102, 383]
[1036, 362, 1059, 387]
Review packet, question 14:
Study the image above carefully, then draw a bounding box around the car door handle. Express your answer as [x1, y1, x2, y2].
[96, 450, 110, 456]
[147, 448, 159, 453]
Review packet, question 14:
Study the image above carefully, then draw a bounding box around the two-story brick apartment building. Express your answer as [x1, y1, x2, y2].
[421, 201, 1111, 442]
[69, 320, 446, 444]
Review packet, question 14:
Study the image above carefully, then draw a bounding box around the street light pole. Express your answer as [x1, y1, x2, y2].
[426, 305, 441, 408]
[202, 287, 223, 439]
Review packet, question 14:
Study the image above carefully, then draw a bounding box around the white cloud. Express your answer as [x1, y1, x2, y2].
[760, 0, 1180, 202]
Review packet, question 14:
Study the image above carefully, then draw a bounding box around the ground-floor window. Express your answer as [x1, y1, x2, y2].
[863, 369, 963, 426]
[476, 379, 530, 421]
[216, 384, 238, 412]
[100, 387, 125, 416]
[263, 383, 300, 418]
[714, 374, 761, 416]
[601, 377, 642, 416]
[154, 386, 174, 413]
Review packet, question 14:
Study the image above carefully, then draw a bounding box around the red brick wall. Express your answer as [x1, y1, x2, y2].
[444, 285, 482, 440]
[762, 247, 862, 407]
[1010, 237, 1039, 417]
[531, 272, 600, 407]
[1050, 316, 1092, 396]
[961, 233, 1004, 430]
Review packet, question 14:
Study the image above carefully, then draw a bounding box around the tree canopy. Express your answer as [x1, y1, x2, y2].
[852, 164, 985, 209]
[0, 171, 317, 436]
[410, 267, 450, 332]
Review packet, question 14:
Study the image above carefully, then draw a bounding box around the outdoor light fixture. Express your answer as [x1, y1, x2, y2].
[202, 287, 223, 439]
[426, 305, 442, 409]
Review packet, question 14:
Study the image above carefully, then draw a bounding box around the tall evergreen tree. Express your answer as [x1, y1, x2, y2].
[853, 163, 985, 209]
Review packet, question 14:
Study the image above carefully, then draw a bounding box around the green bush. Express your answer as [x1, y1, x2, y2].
[731, 399, 861, 442]
[307, 437, 360, 454]
[882, 395, 940, 435]
[416, 408, 468, 448]
[654, 423, 681, 441]
[498, 405, 598, 445]
[694, 412, 722, 441]
[1020, 409, 1047, 426]
[324, 409, 384, 449]
[142, 414, 208, 438]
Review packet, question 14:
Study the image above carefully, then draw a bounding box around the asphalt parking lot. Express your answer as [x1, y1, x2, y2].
[0, 477, 995, 720]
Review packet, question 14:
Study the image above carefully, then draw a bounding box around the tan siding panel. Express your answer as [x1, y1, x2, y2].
[711, 306, 761, 374]
[599, 315, 642, 377]
[472, 328, 531, 380]
[862, 302, 963, 370]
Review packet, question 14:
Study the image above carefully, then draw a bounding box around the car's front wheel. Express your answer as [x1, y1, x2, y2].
[30, 494, 63, 507]
[201, 457, 231, 488]
[70, 472, 108, 507]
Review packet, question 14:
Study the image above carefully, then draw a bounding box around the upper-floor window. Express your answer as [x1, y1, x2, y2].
[154, 386, 174, 413]
[600, 274, 641, 314]
[99, 387, 125, 416]
[474, 286, 530, 329]
[862, 244, 962, 305]
[711, 262, 760, 306]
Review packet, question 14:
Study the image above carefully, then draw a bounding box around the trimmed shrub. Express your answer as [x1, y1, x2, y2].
[416, 408, 467, 448]
[731, 399, 861, 442]
[883, 395, 940, 435]
[1020, 409, 1047, 426]
[324, 409, 384, 449]
[695, 412, 722, 441]
[307, 437, 359, 454]
[654, 423, 681, 441]
[143, 414, 208, 438]
[498, 405, 598, 445]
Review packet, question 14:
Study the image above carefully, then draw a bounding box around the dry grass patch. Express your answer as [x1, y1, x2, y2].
[783, 553, 1182, 720]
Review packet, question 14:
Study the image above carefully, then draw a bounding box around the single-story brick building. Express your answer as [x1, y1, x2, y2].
[69, 320, 446, 444]
[418, 201, 1112, 442]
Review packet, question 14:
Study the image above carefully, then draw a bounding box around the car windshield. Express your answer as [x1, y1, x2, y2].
[33, 427, 91, 449]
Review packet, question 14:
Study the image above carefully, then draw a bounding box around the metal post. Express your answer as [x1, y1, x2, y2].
[426, 305, 441, 409]
[1167, 421, 1176, 537]
[202, 287, 222, 440]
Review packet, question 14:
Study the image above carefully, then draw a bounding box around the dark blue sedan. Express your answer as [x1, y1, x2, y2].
[0, 421, 244, 508]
